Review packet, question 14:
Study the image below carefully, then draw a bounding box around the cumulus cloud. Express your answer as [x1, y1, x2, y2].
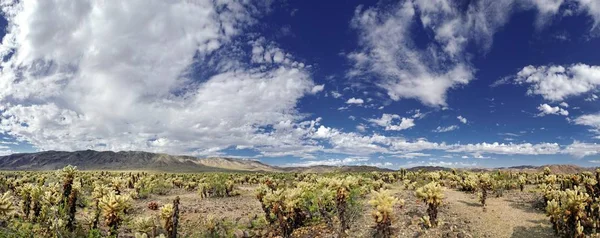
[283, 157, 370, 167]
[448, 142, 561, 155]
[346, 97, 364, 104]
[433, 125, 459, 133]
[0, 0, 321, 156]
[573, 113, 600, 138]
[512, 64, 600, 101]
[457, 115, 468, 124]
[563, 141, 600, 158]
[537, 104, 569, 116]
[368, 114, 415, 131]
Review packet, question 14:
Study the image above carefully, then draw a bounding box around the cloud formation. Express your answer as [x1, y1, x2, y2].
[537, 104, 569, 116]
[368, 114, 415, 131]
[513, 64, 600, 101]
[0, 0, 318, 156]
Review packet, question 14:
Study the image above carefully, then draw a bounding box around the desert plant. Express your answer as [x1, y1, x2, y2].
[91, 183, 110, 229]
[132, 216, 156, 237]
[99, 192, 132, 237]
[416, 182, 444, 227]
[478, 174, 493, 209]
[160, 203, 174, 235]
[369, 190, 402, 238]
[60, 165, 77, 205]
[169, 196, 180, 238]
[147, 201, 159, 211]
[0, 191, 15, 221]
[19, 184, 32, 219]
[545, 186, 589, 237]
[66, 187, 78, 231]
[29, 185, 43, 221]
[518, 175, 526, 192]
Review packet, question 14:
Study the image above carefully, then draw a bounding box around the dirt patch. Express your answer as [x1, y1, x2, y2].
[444, 188, 555, 238]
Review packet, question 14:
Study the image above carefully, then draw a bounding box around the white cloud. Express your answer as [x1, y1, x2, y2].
[368, 114, 415, 131]
[311, 84, 325, 94]
[563, 141, 600, 158]
[537, 104, 569, 116]
[0, 0, 324, 157]
[575, 0, 600, 31]
[513, 64, 600, 101]
[410, 109, 427, 119]
[448, 142, 561, 155]
[433, 125, 459, 133]
[586, 94, 598, 101]
[573, 113, 600, 138]
[284, 157, 370, 167]
[346, 0, 582, 107]
[457, 115, 468, 124]
[394, 152, 431, 159]
[330, 91, 342, 98]
[347, 1, 473, 107]
[356, 124, 366, 132]
[346, 97, 364, 104]
[559, 102, 569, 108]
[399, 160, 477, 168]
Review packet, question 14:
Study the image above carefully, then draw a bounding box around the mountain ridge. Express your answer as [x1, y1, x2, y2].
[0, 150, 595, 173]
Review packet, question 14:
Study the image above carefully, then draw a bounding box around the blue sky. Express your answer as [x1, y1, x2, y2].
[0, 0, 599, 168]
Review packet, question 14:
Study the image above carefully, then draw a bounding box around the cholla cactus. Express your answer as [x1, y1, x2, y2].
[0, 191, 15, 220]
[402, 179, 417, 190]
[19, 184, 33, 219]
[99, 192, 132, 237]
[132, 216, 156, 237]
[416, 182, 444, 227]
[518, 175, 526, 192]
[60, 165, 77, 204]
[369, 190, 401, 238]
[29, 185, 43, 220]
[92, 182, 111, 229]
[160, 203, 174, 235]
[459, 174, 478, 192]
[545, 186, 589, 237]
[478, 174, 493, 208]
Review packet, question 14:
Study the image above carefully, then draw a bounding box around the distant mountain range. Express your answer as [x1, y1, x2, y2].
[0, 150, 393, 173]
[0, 150, 594, 173]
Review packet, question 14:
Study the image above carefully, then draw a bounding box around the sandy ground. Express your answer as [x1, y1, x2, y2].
[443, 188, 554, 238]
[122, 184, 555, 237]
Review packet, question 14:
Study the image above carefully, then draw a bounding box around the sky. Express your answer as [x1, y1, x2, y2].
[0, 0, 599, 169]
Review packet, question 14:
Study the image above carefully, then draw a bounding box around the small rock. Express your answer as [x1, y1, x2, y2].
[233, 229, 245, 238]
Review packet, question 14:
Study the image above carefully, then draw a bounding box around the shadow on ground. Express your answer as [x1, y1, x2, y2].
[511, 225, 557, 238]
[458, 200, 481, 207]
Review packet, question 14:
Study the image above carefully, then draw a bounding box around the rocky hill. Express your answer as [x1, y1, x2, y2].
[0, 150, 390, 173]
[0, 150, 275, 172]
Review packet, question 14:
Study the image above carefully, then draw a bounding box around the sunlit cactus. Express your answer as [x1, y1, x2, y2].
[19, 184, 33, 219]
[160, 203, 174, 235]
[0, 191, 15, 220]
[99, 192, 132, 237]
[132, 216, 156, 237]
[60, 165, 77, 204]
[518, 175, 526, 192]
[544, 186, 589, 237]
[368, 190, 401, 238]
[416, 182, 444, 227]
[478, 173, 493, 208]
[92, 182, 111, 229]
